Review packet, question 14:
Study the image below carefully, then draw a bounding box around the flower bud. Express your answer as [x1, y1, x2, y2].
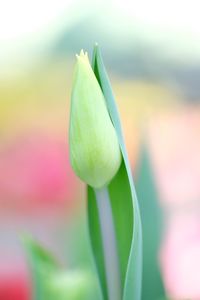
[69, 50, 121, 189]
[46, 270, 97, 300]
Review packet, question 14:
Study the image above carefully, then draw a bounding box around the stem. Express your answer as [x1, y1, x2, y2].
[95, 187, 121, 300]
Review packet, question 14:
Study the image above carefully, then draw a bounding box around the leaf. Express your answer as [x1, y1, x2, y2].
[22, 235, 59, 300]
[23, 235, 99, 300]
[87, 45, 142, 300]
[135, 145, 166, 300]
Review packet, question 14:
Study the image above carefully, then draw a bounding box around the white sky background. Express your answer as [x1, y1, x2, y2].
[1, 0, 199, 40]
[0, 0, 75, 41]
[0, 0, 83, 77]
[0, 0, 200, 74]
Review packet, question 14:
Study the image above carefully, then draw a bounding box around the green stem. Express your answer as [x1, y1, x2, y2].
[95, 187, 121, 300]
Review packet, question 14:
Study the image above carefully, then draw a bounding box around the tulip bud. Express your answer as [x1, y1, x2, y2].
[69, 50, 121, 189]
[46, 270, 97, 300]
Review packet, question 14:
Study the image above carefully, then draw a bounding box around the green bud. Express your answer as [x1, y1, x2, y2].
[45, 270, 97, 300]
[69, 50, 121, 189]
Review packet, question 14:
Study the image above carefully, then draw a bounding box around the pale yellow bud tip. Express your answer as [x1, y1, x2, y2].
[76, 50, 89, 64]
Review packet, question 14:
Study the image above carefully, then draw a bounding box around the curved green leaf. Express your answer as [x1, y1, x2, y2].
[136, 145, 166, 300]
[87, 45, 142, 300]
[22, 235, 59, 300]
[23, 236, 99, 300]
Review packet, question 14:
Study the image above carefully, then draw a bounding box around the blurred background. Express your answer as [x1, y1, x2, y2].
[1, 0, 200, 299]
